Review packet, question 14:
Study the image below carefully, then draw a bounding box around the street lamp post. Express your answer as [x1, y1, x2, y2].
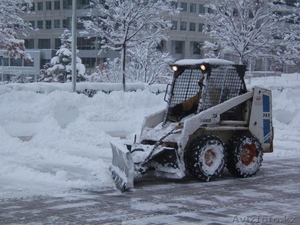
[72, 0, 77, 92]
[0, 56, 3, 82]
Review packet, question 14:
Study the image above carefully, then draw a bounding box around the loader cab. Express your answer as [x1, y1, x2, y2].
[164, 59, 247, 124]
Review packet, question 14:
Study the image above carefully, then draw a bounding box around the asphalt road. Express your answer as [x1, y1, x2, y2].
[1, 156, 299, 225]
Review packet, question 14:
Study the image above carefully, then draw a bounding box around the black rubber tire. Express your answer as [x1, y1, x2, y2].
[226, 134, 263, 178]
[184, 135, 226, 181]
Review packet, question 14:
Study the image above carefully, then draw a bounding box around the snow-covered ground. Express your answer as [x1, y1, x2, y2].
[0, 73, 300, 200]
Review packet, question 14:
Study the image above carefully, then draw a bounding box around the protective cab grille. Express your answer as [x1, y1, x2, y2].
[164, 64, 246, 123]
[200, 66, 246, 112]
[169, 69, 203, 108]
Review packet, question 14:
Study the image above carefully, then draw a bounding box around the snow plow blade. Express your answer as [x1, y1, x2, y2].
[110, 142, 134, 192]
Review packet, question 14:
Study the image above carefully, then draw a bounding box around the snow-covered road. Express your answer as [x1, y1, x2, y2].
[1, 155, 299, 225]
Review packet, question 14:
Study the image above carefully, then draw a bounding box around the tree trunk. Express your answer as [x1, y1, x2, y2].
[121, 44, 126, 92]
[239, 56, 243, 65]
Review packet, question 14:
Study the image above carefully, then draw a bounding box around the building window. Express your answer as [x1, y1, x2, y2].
[55, 39, 61, 49]
[29, 21, 35, 29]
[171, 41, 184, 54]
[77, 37, 95, 50]
[37, 20, 43, 29]
[156, 41, 164, 52]
[40, 59, 50, 69]
[22, 2, 27, 9]
[3, 58, 9, 66]
[31, 2, 35, 11]
[25, 39, 34, 49]
[63, 18, 71, 29]
[207, 7, 213, 14]
[37, 2, 43, 10]
[46, 1, 52, 10]
[171, 1, 177, 8]
[180, 21, 187, 30]
[77, 17, 89, 29]
[63, 19, 67, 28]
[199, 4, 205, 14]
[198, 23, 204, 32]
[77, 0, 90, 9]
[180, 2, 187, 11]
[189, 22, 196, 31]
[54, 1, 60, 9]
[190, 3, 196, 12]
[63, 0, 72, 9]
[24, 59, 34, 67]
[81, 58, 96, 69]
[46, 20, 52, 29]
[190, 42, 201, 55]
[171, 21, 177, 30]
[10, 58, 22, 67]
[54, 20, 60, 28]
[38, 39, 51, 49]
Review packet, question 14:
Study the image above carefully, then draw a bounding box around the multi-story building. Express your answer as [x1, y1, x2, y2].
[1, 0, 211, 80]
[17, 0, 119, 75]
[1, 0, 298, 80]
[167, 0, 209, 60]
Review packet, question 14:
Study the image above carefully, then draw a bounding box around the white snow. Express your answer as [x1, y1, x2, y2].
[174, 58, 234, 66]
[0, 73, 300, 199]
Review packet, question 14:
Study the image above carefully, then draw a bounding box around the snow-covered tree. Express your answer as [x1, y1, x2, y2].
[39, 62, 53, 82]
[127, 41, 173, 84]
[0, 0, 33, 59]
[200, 0, 284, 65]
[81, 0, 179, 90]
[279, 7, 300, 68]
[39, 29, 86, 83]
[89, 58, 122, 83]
[88, 42, 173, 84]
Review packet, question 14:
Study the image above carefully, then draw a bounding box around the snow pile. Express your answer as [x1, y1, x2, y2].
[0, 89, 164, 198]
[0, 82, 167, 95]
[0, 74, 300, 199]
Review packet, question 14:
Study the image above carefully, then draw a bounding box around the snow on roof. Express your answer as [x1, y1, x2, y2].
[174, 58, 235, 66]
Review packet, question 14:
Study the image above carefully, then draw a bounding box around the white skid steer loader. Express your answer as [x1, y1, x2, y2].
[110, 58, 274, 192]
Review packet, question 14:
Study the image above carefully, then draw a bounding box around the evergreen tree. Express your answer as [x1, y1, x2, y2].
[39, 29, 86, 83]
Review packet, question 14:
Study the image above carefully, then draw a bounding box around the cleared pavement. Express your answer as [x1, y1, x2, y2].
[1, 156, 299, 225]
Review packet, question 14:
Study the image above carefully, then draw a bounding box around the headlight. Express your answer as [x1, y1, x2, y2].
[200, 63, 210, 73]
[172, 66, 178, 72]
[200, 64, 206, 71]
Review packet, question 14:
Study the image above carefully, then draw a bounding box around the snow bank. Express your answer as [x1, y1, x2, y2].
[0, 89, 165, 198]
[0, 75, 300, 199]
[0, 82, 167, 95]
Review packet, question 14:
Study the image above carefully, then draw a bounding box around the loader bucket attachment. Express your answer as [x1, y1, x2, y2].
[110, 142, 134, 191]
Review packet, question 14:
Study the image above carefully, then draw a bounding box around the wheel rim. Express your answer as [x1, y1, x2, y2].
[241, 144, 257, 166]
[200, 142, 224, 176]
[204, 149, 216, 167]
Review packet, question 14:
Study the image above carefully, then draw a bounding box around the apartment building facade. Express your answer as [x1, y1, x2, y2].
[167, 0, 210, 60]
[1, 0, 298, 80]
[1, 0, 212, 80]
